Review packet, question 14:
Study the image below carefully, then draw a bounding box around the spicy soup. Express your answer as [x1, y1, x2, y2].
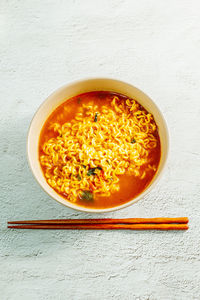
[39, 91, 161, 209]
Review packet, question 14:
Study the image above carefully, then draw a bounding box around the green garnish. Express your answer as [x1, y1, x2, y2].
[87, 166, 102, 176]
[77, 174, 81, 181]
[94, 113, 98, 122]
[80, 190, 93, 201]
[82, 165, 86, 169]
[131, 138, 136, 144]
[77, 97, 82, 104]
[87, 168, 97, 176]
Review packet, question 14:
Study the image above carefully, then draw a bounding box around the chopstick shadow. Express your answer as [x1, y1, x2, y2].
[3, 224, 188, 259]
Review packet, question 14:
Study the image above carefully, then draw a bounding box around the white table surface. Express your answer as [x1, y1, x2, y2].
[1, 1, 200, 299]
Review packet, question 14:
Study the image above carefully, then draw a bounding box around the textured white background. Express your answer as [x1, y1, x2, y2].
[1, 0, 200, 299]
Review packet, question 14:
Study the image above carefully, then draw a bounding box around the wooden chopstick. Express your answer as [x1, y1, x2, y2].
[8, 217, 188, 225]
[7, 218, 189, 230]
[7, 223, 188, 230]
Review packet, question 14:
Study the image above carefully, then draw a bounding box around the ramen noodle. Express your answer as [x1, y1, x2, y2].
[39, 91, 161, 209]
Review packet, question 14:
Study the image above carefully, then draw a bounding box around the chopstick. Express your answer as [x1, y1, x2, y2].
[7, 224, 188, 230]
[8, 217, 188, 225]
[7, 217, 189, 230]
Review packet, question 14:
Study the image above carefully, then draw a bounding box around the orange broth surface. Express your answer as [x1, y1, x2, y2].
[39, 91, 161, 209]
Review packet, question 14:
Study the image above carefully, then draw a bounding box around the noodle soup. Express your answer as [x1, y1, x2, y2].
[39, 91, 161, 209]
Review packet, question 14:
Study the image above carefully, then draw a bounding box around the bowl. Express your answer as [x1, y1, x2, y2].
[27, 78, 169, 213]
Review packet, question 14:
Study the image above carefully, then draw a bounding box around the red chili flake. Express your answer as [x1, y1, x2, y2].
[89, 181, 96, 191]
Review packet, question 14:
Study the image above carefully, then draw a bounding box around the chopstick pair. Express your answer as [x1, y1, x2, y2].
[8, 217, 189, 230]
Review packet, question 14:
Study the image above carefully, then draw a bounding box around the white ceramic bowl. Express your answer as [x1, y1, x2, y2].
[27, 78, 169, 213]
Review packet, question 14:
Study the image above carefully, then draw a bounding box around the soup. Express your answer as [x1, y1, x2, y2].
[39, 91, 161, 209]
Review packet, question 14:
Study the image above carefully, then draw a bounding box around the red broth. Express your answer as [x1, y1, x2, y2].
[39, 91, 161, 209]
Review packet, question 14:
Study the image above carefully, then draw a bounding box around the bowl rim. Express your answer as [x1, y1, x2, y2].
[27, 77, 169, 213]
